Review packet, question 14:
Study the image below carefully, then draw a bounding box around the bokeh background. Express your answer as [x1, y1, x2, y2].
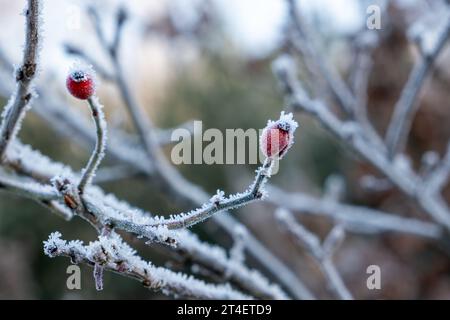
[0, 0, 449, 299]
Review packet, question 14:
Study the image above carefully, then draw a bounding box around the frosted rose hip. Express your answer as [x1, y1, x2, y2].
[260, 112, 298, 159]
[66, 70, 95, 100]
[260, 123, 291, 158]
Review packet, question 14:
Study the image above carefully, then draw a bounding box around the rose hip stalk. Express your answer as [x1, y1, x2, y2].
[66, 67, 107, 194]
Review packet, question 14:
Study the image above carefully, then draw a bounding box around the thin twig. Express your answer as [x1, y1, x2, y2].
[267, 186, 443, 240]
[149, 159, 273, 229]
[286, 0, 355, 117]
[94, 165, 141, 183]
[275, 208, 353, 300]
[0, 172, 59, 201]
[349, 31, 386, 151]
[64, 44, 115, 81]
[273, 57, 450, 231]
[385, 14, 450, 158]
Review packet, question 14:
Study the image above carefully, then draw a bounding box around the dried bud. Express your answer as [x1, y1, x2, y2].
[260, 112, 298, 159]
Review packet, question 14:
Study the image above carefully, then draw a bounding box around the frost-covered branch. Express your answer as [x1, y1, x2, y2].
[275, 208, 352, 300]
[150, 159, 273, 230]
[31, 89, 180, 166]
[267, 186, 443, 240]
[0, 172, 74, 221]
[93, 165, 141, 183]
[283, 0, 387, 153]
[1, 111, 298, 296]
[0, 0, 40, 160]
[385, 9, 450, 158]
[43, 232, 251, 299]
[2, 140, 288, 299]
[64, 44, 115, 81]
[25, 75, 311, 299]
[349, 31, 386, 151]
[143, 111, 297, 229]
[424, 142, 450, 194]
[229, 225, 247, 265]
[0, 172, 59, 201]
[272, 52, 450, 232]
[0, 157, 285, 298]
[359, 175, 393, 193]
[0, 59, 178, 161]
[88, 5, 160, 172]
[285, 0, 355, 117]
[350, 30, 378, 114]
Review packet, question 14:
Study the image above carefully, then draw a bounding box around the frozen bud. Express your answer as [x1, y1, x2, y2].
[260, 112, 298, 159]
[66, 67, 96, 100]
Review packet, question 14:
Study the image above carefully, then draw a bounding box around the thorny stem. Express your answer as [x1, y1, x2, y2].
[78, 97, 107, 194]
[0, 0, 40, 160]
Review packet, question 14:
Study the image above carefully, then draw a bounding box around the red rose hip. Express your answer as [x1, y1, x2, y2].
[261, 124, 290, 158]
[66, 70, 95, 100]
[260, 112, 298, 159]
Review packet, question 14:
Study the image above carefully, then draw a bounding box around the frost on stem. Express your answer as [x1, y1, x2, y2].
[273, 41, 450, 231]
[146, 112, 298, 230]
[78, 96, 107, 194]
[408, 8, 450, 58]
[43, 232, 251, 299]
[0, 0, 41, 160]
[229, 225, 248, 265]
[0, 157, 286, 298]
[275, 208, 352, 300]
[385, 8, 450, 159]
[0, 173, 59, 201]
[94, 263, 104, 291]
[64, 65, 106, 193]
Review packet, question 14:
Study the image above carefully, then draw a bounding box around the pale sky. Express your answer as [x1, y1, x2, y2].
[216, 0, 362, 57]
[0, 0, 364, 78]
